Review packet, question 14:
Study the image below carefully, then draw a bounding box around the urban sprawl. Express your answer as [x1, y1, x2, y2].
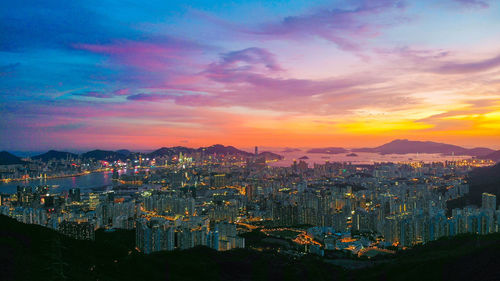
[0, 147, 497, 259]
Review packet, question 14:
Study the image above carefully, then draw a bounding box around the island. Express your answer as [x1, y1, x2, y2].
[281, 148, 302, 153]
[306, 147, 348, 154]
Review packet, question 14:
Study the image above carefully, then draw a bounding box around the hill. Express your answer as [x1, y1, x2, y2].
[0, 151, 25, 165]
[258, 151, 284, 161]
[197, 144, 253, 156]
[478, 150, 500, 162]
[32, 150, 78, 162]
[467, 163, 500, 206]
[307, 147, 348, 154]
[0, 215, 338, 281]
[353, 139, 494, 156]
[80, 149, 126, 161]
[148, 146, 196, 158]
[148, 145, 275, 159]
[353, 233, 500, 281]
[447, 163, 500, 210]
[116, 149, 133, 156]
[1, 215, 500, 281]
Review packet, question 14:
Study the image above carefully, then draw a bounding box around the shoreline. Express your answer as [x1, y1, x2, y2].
[0, 169, 112, 184]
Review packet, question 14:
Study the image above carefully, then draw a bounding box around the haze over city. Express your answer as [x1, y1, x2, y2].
[2, 0, 500, 151]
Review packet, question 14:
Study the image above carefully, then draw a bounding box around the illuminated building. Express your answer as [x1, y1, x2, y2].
[69, 188, 81, 202]
[213, 174, 227, 187]
[58, 221, 95, 240]
[482, 193, 496, 211]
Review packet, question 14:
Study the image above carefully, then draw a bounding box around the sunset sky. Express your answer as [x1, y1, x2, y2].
[1, 0, 500, 151]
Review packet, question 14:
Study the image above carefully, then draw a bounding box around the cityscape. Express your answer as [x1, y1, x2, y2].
[2, 0, 500, 281]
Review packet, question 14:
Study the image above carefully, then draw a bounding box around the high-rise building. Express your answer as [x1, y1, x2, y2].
[254, 146, 258, 156]
[213, 174, 226, 187]
[69, 188, 81, 202]
[482, 193, 496, 210]
[58, 221, 95, 240]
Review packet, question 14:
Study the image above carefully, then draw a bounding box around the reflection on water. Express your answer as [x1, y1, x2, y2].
[268, 151, 471, 167]
[0, 171, 116, 194]
[0, 151, 472, 194]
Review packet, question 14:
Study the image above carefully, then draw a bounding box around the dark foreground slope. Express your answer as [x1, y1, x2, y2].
[1, 215, 500, 281]
[353, 234, 500, 281]
[0, 215, 339, 281]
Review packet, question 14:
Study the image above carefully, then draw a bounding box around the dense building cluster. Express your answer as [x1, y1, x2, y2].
[0, 150, 498, 257]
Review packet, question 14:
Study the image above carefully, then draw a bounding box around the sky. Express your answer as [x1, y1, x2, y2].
[1, 0, 500, 151]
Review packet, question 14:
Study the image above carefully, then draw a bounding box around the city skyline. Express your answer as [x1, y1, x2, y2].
[2, 0, 500, 150]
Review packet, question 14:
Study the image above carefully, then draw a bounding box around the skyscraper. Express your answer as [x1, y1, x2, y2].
[482, 193, 496, 210]
[69, 188, 81, 202]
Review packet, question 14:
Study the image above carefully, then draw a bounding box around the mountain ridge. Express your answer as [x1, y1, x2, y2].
[0, 151, 25, 165]
[2, 140, 497, 163]
[351, 139, 494, 156]
[32, 150, 78, 161]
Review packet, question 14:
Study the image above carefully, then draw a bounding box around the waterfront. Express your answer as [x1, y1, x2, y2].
[268, 150, 471, 167]
[0, 171, 115, 194]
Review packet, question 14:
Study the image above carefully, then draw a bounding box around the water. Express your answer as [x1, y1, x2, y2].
[268, 150, 471, 167]
[0, 171, 115, 194]
[0, 151, 472, 193]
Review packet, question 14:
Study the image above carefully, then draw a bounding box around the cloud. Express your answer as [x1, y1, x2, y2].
[113, 88, 130, 96]
[0, 63, 21, 77]
[73, 91, 113, 98]
[74, 40, 183, 71]
[44, 123, 86, 132]
[202, 0, 409, 52]
[126, 93, 171, 102]
[120, 47, 411, 114]
[431, 54, 500, 74]
[375, 47, 500, 75]
[452, 0, 489, 8]
[0, 1, 133, 51]
[219, 48, 282, 72]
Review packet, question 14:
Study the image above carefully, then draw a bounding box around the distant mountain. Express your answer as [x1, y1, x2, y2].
[81, 150, 126, 161]
[352, 139, 494, 156]
[148, 146, 196, 158]
[11, 145, 285, 162]
[197, 144, 253, 156]
[258, 151, 284, 161]
[32, 150, 78, 161]
[147, 145, 283, 160]
[281, 148, 301, 153]
[0, 151, 25, 165]
[306, 147, 348, 154]
[116, 149, 133, 156]
[478, 150, 500, 162]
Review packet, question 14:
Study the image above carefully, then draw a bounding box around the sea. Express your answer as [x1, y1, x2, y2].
[0, 149, 472, 194]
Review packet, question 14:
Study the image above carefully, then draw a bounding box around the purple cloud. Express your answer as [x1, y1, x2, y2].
[453, 0, 489, 8]
[120, 47, 409, 114]
[73, 91, 113, 98]
[432, 54, 500, 74]
[219, 48, 282, 71]
[113, 88, 130, 96]
[126, 93, 171, 102]
[210, 0, 409, 51]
